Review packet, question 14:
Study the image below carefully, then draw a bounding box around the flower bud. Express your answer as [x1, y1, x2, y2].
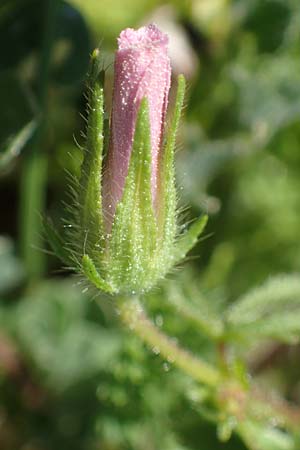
[47, 24, 207, 295]
[103, 24, 171, 227]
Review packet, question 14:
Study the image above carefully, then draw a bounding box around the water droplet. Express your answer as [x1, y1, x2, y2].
[163, 362, 170, 372]
[155, 315, 163, 327]
[152, 346, 160, 355]
[167, 354, 175, 364]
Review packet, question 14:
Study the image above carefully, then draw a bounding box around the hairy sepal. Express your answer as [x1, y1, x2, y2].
[172, 215, 208, 265]
[82, 254, 115, 294]
[159, 74, 186, 266]
[47, 67, 208, 295]
[78, 50, 105, 259]
[43, 217, 75, 267]
[108, 99, 158, 293]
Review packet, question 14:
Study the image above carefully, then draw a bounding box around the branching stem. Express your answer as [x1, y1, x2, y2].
[117, 295, 300, 434]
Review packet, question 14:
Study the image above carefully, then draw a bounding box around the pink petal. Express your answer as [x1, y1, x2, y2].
[103, 24, 171, 229]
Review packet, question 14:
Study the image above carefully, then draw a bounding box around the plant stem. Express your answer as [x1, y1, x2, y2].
[117, 296, 300, 432]
[19, 0, 58, 279]
[249, 385, 300, 431]
[117, 296, 221, 387]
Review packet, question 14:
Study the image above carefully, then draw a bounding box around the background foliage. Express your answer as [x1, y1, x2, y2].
[1, 0, 300, 449]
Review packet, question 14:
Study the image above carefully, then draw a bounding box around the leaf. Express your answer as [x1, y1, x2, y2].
[226, 275, 300, 343]
[0, 119, 37, 171]
[230, 55, 300, 139]
[238, 421, 296, 450]
[177, 130, 251, 208]
[0, 71, 37, 170]
[5, 279, 121, 390]
[167, 281, 224, 339]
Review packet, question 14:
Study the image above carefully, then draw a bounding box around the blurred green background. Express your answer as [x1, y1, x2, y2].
[1, 0, 300, 448]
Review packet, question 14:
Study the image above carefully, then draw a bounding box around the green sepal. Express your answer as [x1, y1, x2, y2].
[82, 254, 114, 294]
[109, 98, 158, 292]
[79, 49, 105, 256]
[159, 75, 186, 256]
[88, 49, 104, 85]
[43, 218, 74, 267]
[172, 215, 208, 264]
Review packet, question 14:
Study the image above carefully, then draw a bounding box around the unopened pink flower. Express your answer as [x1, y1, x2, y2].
[103, 23, 171, 229]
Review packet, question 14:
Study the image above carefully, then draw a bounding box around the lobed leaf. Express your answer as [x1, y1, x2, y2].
[226, 274, 300, 343]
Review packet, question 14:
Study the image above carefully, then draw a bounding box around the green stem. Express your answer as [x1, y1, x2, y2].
[116, 296, 300, 432]
[19, 0, 58, 279]
[117, 296, 221, 387]
[248, 385, 300, 432]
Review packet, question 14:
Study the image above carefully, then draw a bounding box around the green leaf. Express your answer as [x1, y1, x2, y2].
[226, 274, 300, 343]
[5, 279, 121, 390]
[231, 55, 300, 140]
[109, 98, 157, 292]
[166, 281, 224, 339]
[238, 421, 296, 450]
[0, 119, 37, 171]
[0, 71, 37, 170]
[82, 254, 114, 294]
[172, 215, 208, 265]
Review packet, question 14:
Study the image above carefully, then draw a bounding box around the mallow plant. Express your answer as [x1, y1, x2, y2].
[46, 24, 300, 450]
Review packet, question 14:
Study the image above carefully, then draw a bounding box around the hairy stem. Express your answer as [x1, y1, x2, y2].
[117, 296, 221, 387]
[249, 385, 300, 431]
[117, 295, 300, 433]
